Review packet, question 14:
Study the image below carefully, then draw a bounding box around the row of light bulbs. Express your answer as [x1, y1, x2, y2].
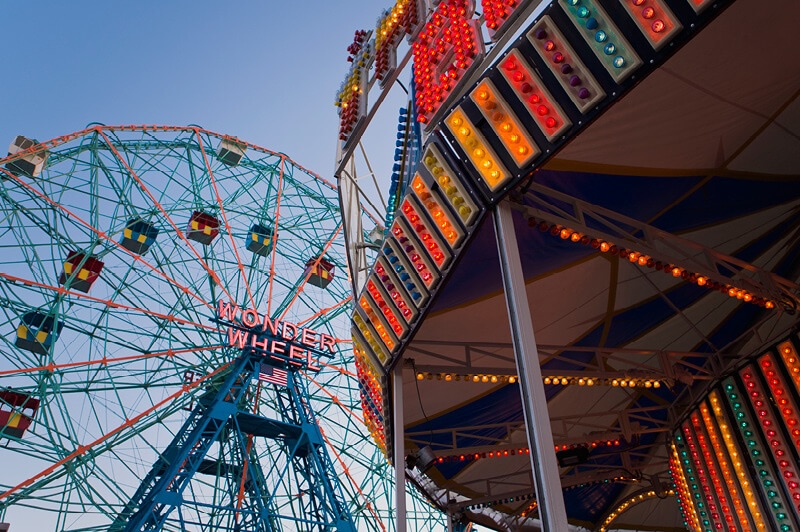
[529, 217, 776, 309]
[434, 438, 623, 464]
[465, 493, 535, 511]
[564, 475, 639, 492]
[599, 489, 675, 532]
[415, 372, 518, 383]
[414, 371, 662, 388]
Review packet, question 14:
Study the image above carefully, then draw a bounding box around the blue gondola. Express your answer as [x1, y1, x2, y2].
[246, 224, 274, 257]
[121, 218, 159, 254]
[16, 311, 64, 355]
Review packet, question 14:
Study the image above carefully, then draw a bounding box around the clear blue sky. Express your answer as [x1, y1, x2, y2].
[1, 1, 406, 185]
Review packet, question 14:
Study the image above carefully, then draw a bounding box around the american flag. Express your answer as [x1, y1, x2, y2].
[258, 362, 287, 387]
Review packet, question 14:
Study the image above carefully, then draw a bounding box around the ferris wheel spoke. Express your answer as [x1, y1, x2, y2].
[192, 129, 256, 310]
[0, 170, 214, 313]
[265, 157, 287, 316]
[318, 426, 387, 532]
[275, 223, 344, 321]
[0, 346, 222, 379]
[303, 374, 386, 532]
[0, 272, 218, 334]
[96, 130, 238, 305]
[297, 295, 353, 329]
[0, 126, 393, 531]
[0, 363, 229, 505]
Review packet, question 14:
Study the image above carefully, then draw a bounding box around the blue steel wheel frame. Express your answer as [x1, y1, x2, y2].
[0, 125, 445, 531]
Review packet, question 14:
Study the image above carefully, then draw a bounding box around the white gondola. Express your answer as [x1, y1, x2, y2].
[216, 138, 246, 167]
[5, 135, 48, 178]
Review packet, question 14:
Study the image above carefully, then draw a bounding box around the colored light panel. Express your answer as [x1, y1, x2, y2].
[382, 239, 430, 306]
[391, 216, 441, 284]
[374, 0, 423, 84]
[674, 432, 714, 531]
[499, 49, 571, 141]
[413, 0, 485, 125]
[421, 144, 478, 226]
[698, 401, 756, 532]
[688, 414, 738, 530]
[670, 443, 704, 531]
[354, 336, 388, 454]
[742, 365, 800, 515]
[482, 0, 528, 41]
[619, 0, 682, 50]
[559, 0, 642, 82]
[681, 422, 726, 530]
[358, 294, 398, 353]
[400, 195, 452, 269]
[709, 390, 769, 531]
[374, 257, 417, 323]
[445, 106, 510, 191]
[388, 218, 440, 289]
[410, 173, 464, 249]
[527, 16, 606, 113]
[352, 312, 391, 366]
[470, 79, 540, 167]
[760, 352, 800, 456]
[777, 340, 800, 397]
[366, 277, 407, 339]
[336, 34, 370, 144]
[723, 378, 795, 530]
[686, 0, 714, 13]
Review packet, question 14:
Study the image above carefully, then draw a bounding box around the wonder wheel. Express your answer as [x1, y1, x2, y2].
[0, 125, 435, 531]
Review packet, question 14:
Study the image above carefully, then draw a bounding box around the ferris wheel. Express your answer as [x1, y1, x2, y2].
[0, 125, 442, 531]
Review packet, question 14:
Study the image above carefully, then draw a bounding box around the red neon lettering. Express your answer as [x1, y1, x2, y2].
[242, 308, 260, 327]
[282, 322, 298, 341]
[289, 344, 306, 366]
[413, 0, 483, 125]
[301, 328, 318, 348]
[218, 300, 239, 322]
[319, 333, 336, 354]
[272, 341, 286, 355]
[307, 351, 321, 372]
[261, 315, 280, 336]
[251, 335, 269, 351]
[227, 327, 248, 349]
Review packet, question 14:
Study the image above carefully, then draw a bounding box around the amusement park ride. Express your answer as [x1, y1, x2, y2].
[336, 0, 800, 530]
[0, 126, 427, 531]
[0, 0, 798, 531]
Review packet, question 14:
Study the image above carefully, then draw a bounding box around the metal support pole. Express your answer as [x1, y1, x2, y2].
[493, 200, 569, 531]
[393, 363, 407, 532]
